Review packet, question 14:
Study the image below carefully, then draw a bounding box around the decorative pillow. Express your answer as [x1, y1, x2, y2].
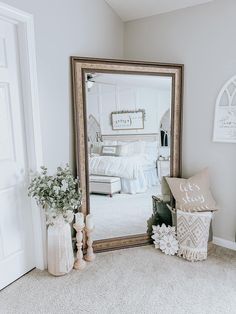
[101, 143, 136, 157]
[123, 141, 145, 156]
[177, 209, 212, 261]
[145, 141, 158, 160]
[147, 197, 171, 236]
[117, 144, 129, 157]
[101, 145, 118, 156]
[102, 140, 118, 146]
[161, 177, 171, 197]
[165, 169, 217, 212]
[131, 141, 146, 155]
[90, 142, 102, 155]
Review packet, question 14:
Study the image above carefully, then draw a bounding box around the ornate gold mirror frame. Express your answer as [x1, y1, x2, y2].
[71, 56, 183, 252]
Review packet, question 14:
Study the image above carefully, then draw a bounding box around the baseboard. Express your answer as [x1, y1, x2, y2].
[213, 237, 236, 251]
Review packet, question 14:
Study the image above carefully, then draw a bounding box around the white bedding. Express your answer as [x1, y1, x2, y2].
[89, 155, 145, 179]
[89, 140, 159, 194]
[89, 153, 158, 194]
[121, 168, 158, 194]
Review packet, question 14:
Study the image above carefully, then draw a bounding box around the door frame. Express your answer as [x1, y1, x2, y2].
[0, 2, 46, 270]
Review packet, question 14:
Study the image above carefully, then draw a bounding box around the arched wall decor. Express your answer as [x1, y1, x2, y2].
[160, 109, 170, 147]
[87, 114, 101, 143]
[213, 75, 236, 143]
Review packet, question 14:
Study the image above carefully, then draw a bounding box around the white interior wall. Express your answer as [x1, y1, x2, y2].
[3, 0, 124, 171]
[3, 0, 234, 245]
[124, 0, 236, 243]
[87, 83, 170, 135]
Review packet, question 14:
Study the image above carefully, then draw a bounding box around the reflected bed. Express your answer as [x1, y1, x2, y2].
[88, 137, 163, 194]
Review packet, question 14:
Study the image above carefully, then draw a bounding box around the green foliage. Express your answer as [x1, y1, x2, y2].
[28, 164, 82, 216]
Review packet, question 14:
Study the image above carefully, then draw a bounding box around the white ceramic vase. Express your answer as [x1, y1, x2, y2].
[47, 213, 74, 276]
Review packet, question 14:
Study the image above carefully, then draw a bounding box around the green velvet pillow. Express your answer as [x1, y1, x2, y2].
[147, 196, 172, 236]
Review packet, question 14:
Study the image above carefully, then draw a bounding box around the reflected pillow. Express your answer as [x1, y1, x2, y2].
[161, 177, 171, 197]
[165, 169, 217, 212]
[132, 141, 146, 155]
[103, 140, 118, 146]
[117, 144, 129, 157]
[91, 142, 102, 155]
[101, 145, 119, 156]
[122, 141, 146, 156]
[145, 141, 158, 160]
[117, 142, 145, 157]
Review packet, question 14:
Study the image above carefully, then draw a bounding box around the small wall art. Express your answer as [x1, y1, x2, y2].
[111, 109, 145, 130]
[213, 75, 236, 143]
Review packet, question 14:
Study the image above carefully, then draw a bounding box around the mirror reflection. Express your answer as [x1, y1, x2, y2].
[85, 72, 172, 240]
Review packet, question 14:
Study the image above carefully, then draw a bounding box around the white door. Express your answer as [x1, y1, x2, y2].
[0, 18, 35, 289]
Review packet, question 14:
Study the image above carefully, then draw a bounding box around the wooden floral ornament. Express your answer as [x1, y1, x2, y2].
[152, 224, 178, 255]
[152, 224, 176, 249]
[159, 235, 179, 256]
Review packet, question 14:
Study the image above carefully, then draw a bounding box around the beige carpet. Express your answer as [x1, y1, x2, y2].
[91, 186, 159, 240]
[0, 245, 236, 314]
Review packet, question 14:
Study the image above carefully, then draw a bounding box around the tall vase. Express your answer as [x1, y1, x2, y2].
[47, 212, 74, 276]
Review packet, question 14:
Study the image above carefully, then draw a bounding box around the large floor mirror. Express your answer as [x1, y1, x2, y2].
[71, 57, 183, 252]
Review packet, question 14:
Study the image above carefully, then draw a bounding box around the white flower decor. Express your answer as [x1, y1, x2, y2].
[151, 225, 162, 249]
[151, 224, 176, 249]
[28, 164, 82, 224]
[152, 224, 178, 255]
[159, 235, 179, 256]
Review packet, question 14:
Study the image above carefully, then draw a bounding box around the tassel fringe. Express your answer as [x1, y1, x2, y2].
[178, 247, 207, 262]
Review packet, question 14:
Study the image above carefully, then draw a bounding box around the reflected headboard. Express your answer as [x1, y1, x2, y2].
[102, 133, 159, 143]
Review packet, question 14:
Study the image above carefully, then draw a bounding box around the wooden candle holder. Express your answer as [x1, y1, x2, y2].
[84, 227, 95, 262]
[73, 223, 86, 270]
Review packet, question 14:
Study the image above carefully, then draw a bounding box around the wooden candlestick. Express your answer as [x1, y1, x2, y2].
[84, 227, 95, 262]
[73, 223, 86, 270]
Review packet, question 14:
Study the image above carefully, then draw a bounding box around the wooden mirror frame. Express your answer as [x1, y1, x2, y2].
[71, 56, 183, 252]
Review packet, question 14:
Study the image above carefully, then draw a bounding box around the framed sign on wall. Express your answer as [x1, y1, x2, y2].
[213, 75, 236, 143]
[111, 110, 145, 130]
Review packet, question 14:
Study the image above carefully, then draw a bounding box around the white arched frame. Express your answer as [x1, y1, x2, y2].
[213, 75, 236, 143]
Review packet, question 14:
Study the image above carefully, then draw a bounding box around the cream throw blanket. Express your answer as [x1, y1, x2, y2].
[177, 210, 212, 262]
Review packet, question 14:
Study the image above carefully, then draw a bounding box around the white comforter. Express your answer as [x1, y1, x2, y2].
[89, 155, 146, 179]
